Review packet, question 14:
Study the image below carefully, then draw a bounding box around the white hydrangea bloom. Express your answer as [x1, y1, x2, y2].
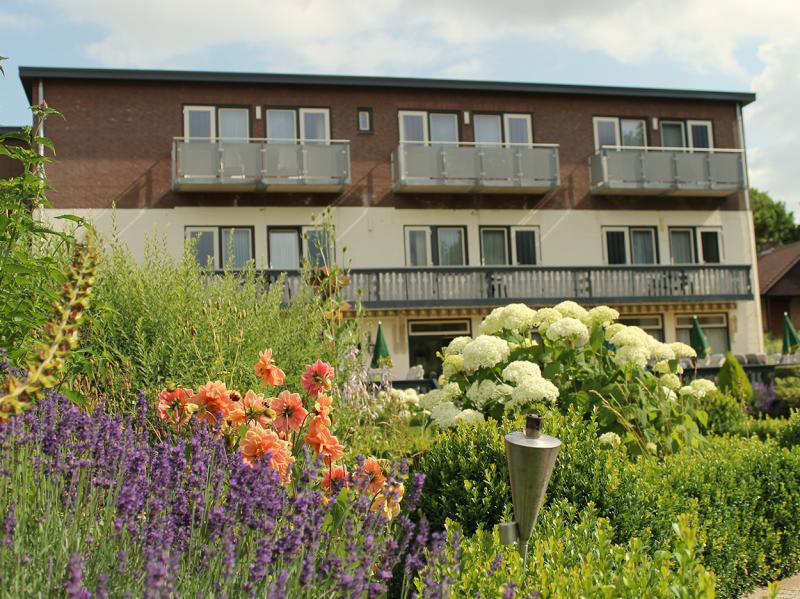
[661, 386, 678, 402]
[598, 432, 621, 447]
[584, 305, 620, 327]
[669, 342, 697, 359]
[554, 300, 589, 320]
[462, 335, 511, 373]
[419, 389, 443, 412]
[502, 360, 542, 385]
[604, 323, 626, 342]
[609, 326, 651, 347]
[612, 344, 651, 369]
[466, 379, 513, 408]
[645, 442, 658, 454]
[499, 303, 538, 332]
[508, 377, 559, 410]
[402, 388, 420, 406]
[653, 360, 671, 374]
[442, 354, 465, 378]
[444, 336, 472, 357]
[659, 373, 682, 391]
[531, 308, 562, 333]
[430, 401, 462, 429]
[479, 307, 505, 335]
[679, 379, 716, 399]
[650, 343, 676, 362]
[545, 317, 590, 346]
[455, 409, 485, 426]
[440, 382, 462, 402]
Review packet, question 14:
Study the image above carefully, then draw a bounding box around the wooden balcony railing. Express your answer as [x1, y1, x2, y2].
[232, 265, 753, 308]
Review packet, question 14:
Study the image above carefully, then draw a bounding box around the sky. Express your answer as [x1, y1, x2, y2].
[1, 0, 799, 212]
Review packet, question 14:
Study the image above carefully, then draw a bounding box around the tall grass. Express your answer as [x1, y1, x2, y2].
[69, 235, 362, 416]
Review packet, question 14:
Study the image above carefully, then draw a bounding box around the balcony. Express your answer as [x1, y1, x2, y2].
[171, 138, 351, 193]
[256, 265, 753, 308]
[392, 142, 560, 194]
[589, 146, 745, 196]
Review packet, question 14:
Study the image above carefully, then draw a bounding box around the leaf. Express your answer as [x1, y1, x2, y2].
[695, 409, 709, 427]
[62, 388, 88, 408]
[55, 214, 86, 224]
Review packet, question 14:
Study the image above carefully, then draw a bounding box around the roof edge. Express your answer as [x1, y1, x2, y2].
[18, 66, 757, 106]
[758, 241, 800, 295]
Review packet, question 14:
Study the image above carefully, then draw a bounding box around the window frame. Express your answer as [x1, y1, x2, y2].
[669, 227, 697, 264]
[659, 120, 687, 149]
[398, 110, 430, 145]
[479, 226, 510, 266]
[408, 319, 472, 337]
[435, 226, 467, 266]
[357, 107, 373, 133]
[185, 226, 219, 269]
[687, 119, 714, 150]
[629, 227, 658, 265]
[404, 225, 468, 266]
[503, 113, 533, 147]
[216, 107, 251, 142]
[602, 226, 659, 265]
[302, 225, 335, 268]
[183, 105, 216, 141]
[618, 314, 664, 341]
[511, 226, 540, 265]
[593, 116, 648, 150]
[698, 227, 724, 264]
[266, 108, 298, 142]
[428, 112, 460, 146]
[267, 226, 303, 270]
[603, 226, 629, 265]
[473, 113, 503, 146]
[676, 313, 730, 352]
[405, 226, 433, 266]
[219, 226, 255, 271]
[298, 107, 331, 144]
[619, 118, 647, 147]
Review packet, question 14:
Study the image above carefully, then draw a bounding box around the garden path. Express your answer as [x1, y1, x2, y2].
[745, 572, 800, 598]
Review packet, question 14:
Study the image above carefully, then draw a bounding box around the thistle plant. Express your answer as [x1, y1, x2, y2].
[0, 235, 97, 418]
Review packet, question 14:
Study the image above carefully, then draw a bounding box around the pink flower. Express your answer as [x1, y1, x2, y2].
[240, 424, 294, 483]
[271, 390, 308, 434]
[301, 360, 335, 397]
[190, 380, 232, 425]
[226, 390, 273, 428]
[303, 415, 344, 465]
[156, 387, 193, 428]
[255, 349, 285, 387]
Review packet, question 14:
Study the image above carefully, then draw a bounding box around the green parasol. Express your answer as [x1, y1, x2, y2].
[689, 315, 711, 357]
[370, 321, 392, 368]
[783, 312, 800, 355]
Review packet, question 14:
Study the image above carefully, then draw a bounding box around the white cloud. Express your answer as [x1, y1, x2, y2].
[33, 0, 800, 210]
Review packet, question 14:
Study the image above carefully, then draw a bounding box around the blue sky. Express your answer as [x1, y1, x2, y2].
[2, 0, 798, 211]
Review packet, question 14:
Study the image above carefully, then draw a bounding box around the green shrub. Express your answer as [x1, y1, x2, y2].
[70, 236, 361, 416]
[701, 390, 748, 435]
[716, 352, 754, 405]
[414, 501, 715, 598]
[773, 365, 800, 409]
[733, 410, 800, 447]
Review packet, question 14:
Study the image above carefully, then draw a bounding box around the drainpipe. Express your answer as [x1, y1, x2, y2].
[737, 101, 765, 353]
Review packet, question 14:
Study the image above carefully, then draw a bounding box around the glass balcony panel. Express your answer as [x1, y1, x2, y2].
[180, 143, 218, 178]
[220, 143, 260, 179]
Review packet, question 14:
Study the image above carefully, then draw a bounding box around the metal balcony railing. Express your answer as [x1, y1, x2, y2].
[391, 141, 560, 194]
[589, 146, 745, 196]
[242, 264, 753, 308]
[172, 137, 351, 192]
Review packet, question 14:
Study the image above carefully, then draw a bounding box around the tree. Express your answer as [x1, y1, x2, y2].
[751, 187, 800, 250]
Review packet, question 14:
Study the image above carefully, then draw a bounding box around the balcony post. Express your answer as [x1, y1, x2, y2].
[439, 146, 447, 184]
[300, 144, 308, 184]
[637, 149, 646, 190]
[217, 141, 224, 179]
[704, 151, 712, 191]
[514, 148, 523, 187]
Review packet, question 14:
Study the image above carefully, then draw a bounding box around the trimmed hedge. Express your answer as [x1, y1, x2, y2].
[418, 414, 800, 597]
[716, 352, 754, 405]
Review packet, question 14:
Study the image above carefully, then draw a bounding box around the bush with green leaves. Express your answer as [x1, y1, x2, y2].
[417, 413, 800, 597]
[716, 352, 754, 405]
[420, 301, 710, 456]
[731, 409, 800, 447]
[700, 389, 748, 435]
[69, 236, 362, 416]
[414, 501, 715, 598]
[773, 365, 800, 409]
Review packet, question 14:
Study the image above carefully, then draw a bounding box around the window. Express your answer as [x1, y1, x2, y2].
[183, 106, 215, 142]
[220, 227, 253, 269]
[404, 226, 466, 266]
[266, 109, 297, 142]
[618, 315, 664, 341]
[398, 111, 459, 146]
[218, 108, 249, 142]
[676, 314, 729, 352]
[474, 114, 502, 145]
[659, 120, 686, 148]
[479, 226, 539, 265]
[185, 227, 218, 268]
[185, 226, 252, 270]
[603, 227, 657, 265]
[304, 227, 334, 268]
[299, 108, 330, 144]
[593, 117, 646, 149]
[474, 113, 533, 146]
[408, 319, 472, 375]
[357, 108, 372, 133]
[699, 229, 722, 263]
[687, 120, 713, 149]
[669, 228, 695, 264]
[268, 228, 301, 270]
[504, 114, 532, 145]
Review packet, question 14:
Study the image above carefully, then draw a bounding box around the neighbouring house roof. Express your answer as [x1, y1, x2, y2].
[18, 66, 757, 106]
[0, 126, 24, 135]
[758, 241, 800, 295]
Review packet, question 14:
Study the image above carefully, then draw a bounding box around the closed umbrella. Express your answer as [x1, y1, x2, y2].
[689, 315, 711, 358]
[370, 321, 392, 368]
[783, 312, 800, 355]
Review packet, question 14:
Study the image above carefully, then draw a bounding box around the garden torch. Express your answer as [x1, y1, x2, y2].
[498, 414, 561, 566]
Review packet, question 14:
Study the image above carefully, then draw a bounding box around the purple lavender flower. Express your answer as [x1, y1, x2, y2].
[2, 501, 15, 547]
[65, 553, 90, 599]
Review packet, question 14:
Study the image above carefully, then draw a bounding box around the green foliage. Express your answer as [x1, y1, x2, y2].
[70, 235, 362, 415]
[415, 501, 715, 598]
[716, 352, 754, 405]
[773, 365, 800, 409]
[0, 99, 80, 361]
[701, 390, 748, 435]
[417, 411, 800, 597]
[751, 187, 800, 250]
[732, 410, 800, 447]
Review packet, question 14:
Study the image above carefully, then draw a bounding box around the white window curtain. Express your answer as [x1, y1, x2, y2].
[222, 228, 252, 269]
[269, 231, 300, 270]
[482, 229, 507, 265]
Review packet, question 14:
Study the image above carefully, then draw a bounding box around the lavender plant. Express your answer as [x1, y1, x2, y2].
[0, 393, 428, 598]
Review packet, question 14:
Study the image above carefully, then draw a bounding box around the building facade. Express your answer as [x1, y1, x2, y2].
[18, 67, 761, 378]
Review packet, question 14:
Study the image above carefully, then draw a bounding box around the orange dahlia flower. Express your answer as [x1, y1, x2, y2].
[240, 424, 294, 481]
[255, 348, 285, 387]
[156, 386, 194, 427]
[314, 394, 333, 423]
[271, 390, 308, 434]
[226, 390, 274, 428]
[356, 457, 387, 495]
[322, 464, 348, 493]
[372, 483, 404, 520]
[189, 380, 232, 425]
[301, 359, 335, 397]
